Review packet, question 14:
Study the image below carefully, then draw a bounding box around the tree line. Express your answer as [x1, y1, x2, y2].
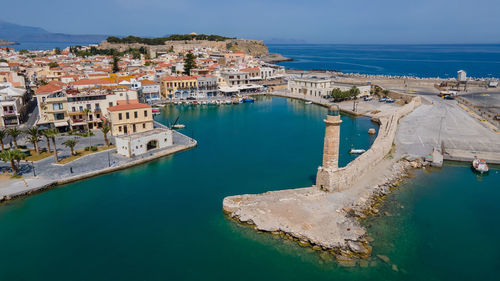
[329, 86, 361, 101]
[106, 34, 234, 45]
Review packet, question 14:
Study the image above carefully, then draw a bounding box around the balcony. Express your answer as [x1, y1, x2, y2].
[2, 110, 17, 116]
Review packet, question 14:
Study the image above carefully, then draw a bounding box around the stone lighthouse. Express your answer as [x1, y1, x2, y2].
[322, 104, 342, 169]
[316, 104, 342, 192]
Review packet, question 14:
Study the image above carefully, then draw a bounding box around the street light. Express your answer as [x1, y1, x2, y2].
[31, 161, 36, 177]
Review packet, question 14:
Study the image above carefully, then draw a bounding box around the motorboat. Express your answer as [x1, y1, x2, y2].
[379, 97, 387, 102]
[305, 101, 312, 105]
[349, 148, 366, 154]
[472, 157, 489, 174]
[243, 97, 255, 103]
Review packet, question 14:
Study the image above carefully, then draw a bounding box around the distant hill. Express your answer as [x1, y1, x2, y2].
[0, 20, 107, 43]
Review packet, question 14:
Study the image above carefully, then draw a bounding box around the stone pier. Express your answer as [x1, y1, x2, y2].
[223, 93, 421, 255]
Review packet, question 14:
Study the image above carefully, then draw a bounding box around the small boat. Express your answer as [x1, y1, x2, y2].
[243, 97, 255, 103]
[305, 101, 312, 105]
[226, 100, 232, 105]
[349, 148, 366, 154]
[172, 124, 186, 129]
[385, 98, 395, 103]
[152, 108, 160, 113]
[472, 157, 489, 174]
[379, 97, 387, 102]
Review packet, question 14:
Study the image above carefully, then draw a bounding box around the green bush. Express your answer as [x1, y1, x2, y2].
[84, 147, 90, 151]
[90, 146, 98, 152]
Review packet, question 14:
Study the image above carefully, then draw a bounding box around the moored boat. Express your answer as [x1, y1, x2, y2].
[243, 97, 255, 103]
[305, 101, 312, 105]
[472, 157, 489, 174]
[349, 148, 366, 154]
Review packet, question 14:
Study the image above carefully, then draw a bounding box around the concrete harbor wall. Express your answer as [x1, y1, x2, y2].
[317, 96, 421, 192]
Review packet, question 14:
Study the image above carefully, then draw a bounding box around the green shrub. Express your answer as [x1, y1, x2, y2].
[90, 146, 98, 152]
[84, 147, 90, 151]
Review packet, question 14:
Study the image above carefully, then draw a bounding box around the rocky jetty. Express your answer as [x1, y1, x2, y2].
[260, 53, 293, 63]
[223, 157, 426, 264]
[0, 38, 16, 45]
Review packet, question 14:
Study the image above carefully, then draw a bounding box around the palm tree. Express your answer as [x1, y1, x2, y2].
[101, 123, 110, 146]
[62, 139, 78, 156]
[83, 108, 92, 147]
[45, 129, 59, 162]
[41, 130, 52, 153]
[26, 126, 41, 154]
[0, 149, 24, 176]
[7, 127, 23, 148]
[0, 129, 6, 151]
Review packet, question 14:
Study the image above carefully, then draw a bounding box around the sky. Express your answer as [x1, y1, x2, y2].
[2, 0, 500, 44]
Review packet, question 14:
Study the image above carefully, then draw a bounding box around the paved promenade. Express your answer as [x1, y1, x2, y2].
[0, 130, 196, 200]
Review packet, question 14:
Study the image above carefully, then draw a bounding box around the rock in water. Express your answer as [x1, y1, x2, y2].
[335, 255, 356, 267]
[347, 241, 372, 258]
[377, 254, 391, 264]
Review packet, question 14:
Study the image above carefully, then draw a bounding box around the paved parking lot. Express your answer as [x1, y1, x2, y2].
[396, 94, 500, 160]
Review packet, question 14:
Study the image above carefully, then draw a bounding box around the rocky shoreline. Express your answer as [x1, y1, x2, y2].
[260, 53, 294, 63]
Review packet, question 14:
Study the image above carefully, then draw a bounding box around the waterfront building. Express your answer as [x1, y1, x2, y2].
[220, 70, 250, 86]
[107, 100, 153, 136]
[288, 78, 370, 98]
[160, 76, 198, 99]
[114, 128, 173, 157]
[139, 79, 161, 103]
[196, 75, 218, 97]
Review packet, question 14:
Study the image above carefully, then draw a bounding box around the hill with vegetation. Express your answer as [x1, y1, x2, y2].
[106, 34, 235, 45]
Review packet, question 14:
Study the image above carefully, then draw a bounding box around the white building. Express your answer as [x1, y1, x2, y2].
[457, 70, 467, 82]
[288, 78, 371, 98]
[115, 128, 173, 157]
[0, 86, 25, 128]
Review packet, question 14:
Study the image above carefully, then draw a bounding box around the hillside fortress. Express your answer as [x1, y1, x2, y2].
[99, 38, 269, 57]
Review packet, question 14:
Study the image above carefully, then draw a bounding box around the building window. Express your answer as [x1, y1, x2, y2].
[109, 102, 113, 107]
[54, 113, 65, 120]
[119, 126, 122, 132]
[134, 111, 138, 118]
[144, 110, 147, 117]
[53, 103, 63, 110]
[142, 123, 146, 129]
[126, 112, 130, 119]
[133, 124, 136, 132]
[119, 113, 122, 120]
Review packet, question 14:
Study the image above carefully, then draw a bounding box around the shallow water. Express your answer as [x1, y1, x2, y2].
[0, 97, 497, 281]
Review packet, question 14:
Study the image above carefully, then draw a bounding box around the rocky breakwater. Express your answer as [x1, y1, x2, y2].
[223, 95, 422, 265]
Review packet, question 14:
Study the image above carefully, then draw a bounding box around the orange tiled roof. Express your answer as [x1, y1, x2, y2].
[35, 84, 62, 94]
[108, 101, 151, 112]
[161, 76, 196, 81]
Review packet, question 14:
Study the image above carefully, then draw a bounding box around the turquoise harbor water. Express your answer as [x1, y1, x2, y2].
[0, 97, 499, 281]
[268, 44, 500, 78]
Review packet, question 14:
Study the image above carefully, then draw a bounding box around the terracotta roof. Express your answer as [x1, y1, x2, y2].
[35, 84, 63, 94]
[108, 102, 151, 112]
[141, 79, 158, 85]
[71, 79, 115, 86]
[161, 76, 196, 81]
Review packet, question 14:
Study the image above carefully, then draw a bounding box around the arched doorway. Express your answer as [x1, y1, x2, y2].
[146, 140, 158, 151]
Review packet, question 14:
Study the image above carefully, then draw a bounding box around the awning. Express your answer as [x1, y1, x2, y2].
[54, 121, 69, 127]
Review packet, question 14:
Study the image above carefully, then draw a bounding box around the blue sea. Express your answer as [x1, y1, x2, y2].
[268, 44, 500, 78]
[3, 41, 500, 78]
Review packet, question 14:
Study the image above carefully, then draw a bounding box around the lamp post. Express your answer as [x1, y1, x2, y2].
[31, 161, 36, 177]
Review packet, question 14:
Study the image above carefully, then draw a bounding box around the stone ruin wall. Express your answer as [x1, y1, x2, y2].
[98, 39, 268, 56]
[316, 96, 422, 192]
